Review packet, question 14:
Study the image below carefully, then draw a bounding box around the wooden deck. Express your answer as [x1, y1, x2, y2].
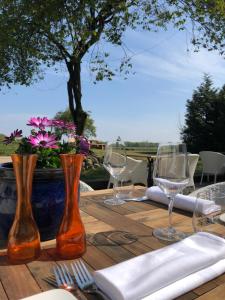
[0, 187, 224, 299]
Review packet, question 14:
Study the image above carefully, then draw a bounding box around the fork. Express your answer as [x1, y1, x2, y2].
[71, 259, 111, 300]
[53, 264, 76, 292]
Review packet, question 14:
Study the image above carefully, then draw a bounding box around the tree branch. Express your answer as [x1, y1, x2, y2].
[43, 31, 71, 62]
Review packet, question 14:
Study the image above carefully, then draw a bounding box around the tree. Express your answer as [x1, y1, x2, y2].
[181, 74, 225, 152]
[54, 108, 96, 138]
[0, 1, 224, 134]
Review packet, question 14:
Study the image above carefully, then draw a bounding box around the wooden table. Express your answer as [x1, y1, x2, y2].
[0, 186, 225, 300]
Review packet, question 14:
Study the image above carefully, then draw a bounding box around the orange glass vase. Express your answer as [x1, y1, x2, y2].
[56, 154, 86, 259]
[7, 154, 41, 264]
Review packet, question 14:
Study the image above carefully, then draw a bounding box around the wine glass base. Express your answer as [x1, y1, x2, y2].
[104, 198, 125, 206]
[153, 227, 187, 242]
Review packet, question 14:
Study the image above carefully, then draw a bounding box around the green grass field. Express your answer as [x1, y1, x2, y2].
[0, 142, 19, 155]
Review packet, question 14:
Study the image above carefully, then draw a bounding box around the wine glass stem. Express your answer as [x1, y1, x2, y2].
[168, 195, 175, 232]
[113, 176, 119, 200]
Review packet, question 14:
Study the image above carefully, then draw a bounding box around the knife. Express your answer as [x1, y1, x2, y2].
[125, 196, 148, 202]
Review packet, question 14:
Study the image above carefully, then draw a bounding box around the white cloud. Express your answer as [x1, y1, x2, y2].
[133, 47, 225, 86]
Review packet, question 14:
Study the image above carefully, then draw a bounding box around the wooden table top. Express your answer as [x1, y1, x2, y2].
[0, 186, 225, 300]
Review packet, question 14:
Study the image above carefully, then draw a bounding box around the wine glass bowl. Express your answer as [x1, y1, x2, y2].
[193, 184, 225, 237]
[103, 140, 127, 205]
[153, 143, 190, 242]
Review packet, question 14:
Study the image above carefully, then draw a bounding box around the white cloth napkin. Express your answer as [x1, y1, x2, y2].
[94, 232, 225, 300]
[21, 289, 77, 300]
[145, 186, 220, 214]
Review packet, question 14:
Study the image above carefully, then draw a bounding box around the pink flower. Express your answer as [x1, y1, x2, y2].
[66, 122, 76, 131]
[52, 119, 76, 131]
[78, 137, 90, 155]
[27, 117, 52, 130]
[51, 119, 64, 128]
[3, 129, 22, 144]
[28, 132, 59, 149]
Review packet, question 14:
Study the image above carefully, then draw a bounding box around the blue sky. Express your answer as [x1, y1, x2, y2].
[1, 27, 225, 143]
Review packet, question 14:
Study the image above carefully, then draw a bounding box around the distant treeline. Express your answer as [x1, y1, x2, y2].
[124, 141, 158, 148]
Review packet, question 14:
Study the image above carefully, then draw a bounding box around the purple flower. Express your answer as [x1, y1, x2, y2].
[51, 119, 64, 128]
[52, 119, 76, 131]
[66, 122, 76, 131]
[78, 137, 90, 155]
[3, 129, 22, 144]
[27, 117, 52, 130]
[28, 132, 59, 149]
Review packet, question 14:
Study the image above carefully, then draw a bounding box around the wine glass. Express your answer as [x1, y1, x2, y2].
[193, 184, 225, 237]
[116, 157, 143, 200]
[103, 139, 127, 205]
[153, 142, 190, 242]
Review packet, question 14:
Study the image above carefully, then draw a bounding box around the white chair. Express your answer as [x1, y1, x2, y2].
[187, 154, 199, 190]
[130, 159, 148, 186]
[155, 153, 199, 190]
[80, 180, 94, 192]
[189, 181, 225, 197]
[107, 156, 147, 188]
[199, 151, 225, 185]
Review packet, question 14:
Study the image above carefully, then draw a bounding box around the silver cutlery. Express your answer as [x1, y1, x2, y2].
[124, 195, 148, 202]
[53, 264, 75, 292]
[71, 259, 111, 300]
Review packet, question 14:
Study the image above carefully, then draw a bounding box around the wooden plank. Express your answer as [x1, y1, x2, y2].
[0, 281, 8, 300]
[88, 229, 157, 258]
[83, 245, 116, 270]
[213, 273, 225, 285]
[0, 262, 41, 300]
[80, 211, 97, 223]
[95, 244, 135, 263]
[138, 235, 166, 250]
[122, 201, 157, 213]
[174, 218, 194, 235]
[196, 282, 225, 299]
[81, 203, 153, 236]
[84, 220, 114, 234]
[122, 240, 152, 256]
[99, 202, 132, 216]
[193, 280, 218, 296]
[27, 250, 57, 292]
[175, 291, 198, 300]
[127, 208, 189, 229]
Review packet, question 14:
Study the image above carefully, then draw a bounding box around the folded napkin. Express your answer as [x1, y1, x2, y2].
[22, 289, 77, 300]
[146, 186, 220, 214]
[94, 232, 225, 300]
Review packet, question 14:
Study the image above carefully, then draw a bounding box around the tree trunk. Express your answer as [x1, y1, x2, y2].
[67, 60, 87, 136]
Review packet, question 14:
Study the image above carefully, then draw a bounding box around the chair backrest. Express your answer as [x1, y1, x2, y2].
[187, 154, 199, 187]
[108, 156, 148, 187]
[130, 159, 148, 186]
[156, 154, 187, 179]
[80, 180, 94, 192]
[189, 181, 225, 197]
[199, 151, 225, 174]
[154, 154, 199, 187]
[118, 156, 142, 182]
[107, 152, 126, 167]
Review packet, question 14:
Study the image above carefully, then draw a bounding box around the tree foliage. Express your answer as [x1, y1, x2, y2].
[0, 0, 224, 134]
[181, 74, 225, 153]
[54, 108, 96, 138]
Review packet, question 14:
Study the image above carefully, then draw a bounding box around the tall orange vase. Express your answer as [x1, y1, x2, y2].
[7, 154, 41, 264]
[56, 154, 86, 259]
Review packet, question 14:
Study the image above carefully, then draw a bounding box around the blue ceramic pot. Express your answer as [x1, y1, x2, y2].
[0, 163, 65, 247]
